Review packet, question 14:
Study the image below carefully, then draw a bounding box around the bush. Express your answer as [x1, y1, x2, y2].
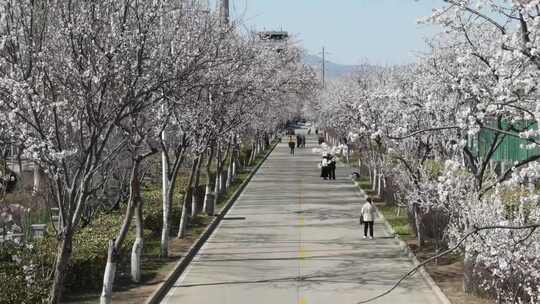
[68, 212, 135, 291]
[0, 179, 188, 301]
[0, 241, 52, 304]
[143, 187, 182, 235]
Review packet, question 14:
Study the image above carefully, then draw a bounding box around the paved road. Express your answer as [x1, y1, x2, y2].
[163, 130, 440, 304]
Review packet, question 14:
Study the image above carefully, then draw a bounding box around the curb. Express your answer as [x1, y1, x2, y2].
[352, 180, 452, 304]
[145, 140, 279, 304]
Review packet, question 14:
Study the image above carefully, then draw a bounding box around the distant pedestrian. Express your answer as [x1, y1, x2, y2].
[301, 135, 306, 148]
[361, 198, 376, 239]
[320, 153, 329, 179]
[288, 135, 296, 155]
[328, 154, 336, 180]
[296, 135, 302, 149]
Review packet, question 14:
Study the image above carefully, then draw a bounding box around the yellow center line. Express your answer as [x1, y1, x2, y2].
[298, 178, 307, 304]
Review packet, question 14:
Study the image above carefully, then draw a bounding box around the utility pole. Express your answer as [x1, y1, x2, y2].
[322, 46, 326, 88]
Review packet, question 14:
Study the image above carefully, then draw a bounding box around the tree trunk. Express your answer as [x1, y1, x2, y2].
[160, 187, 171, 257]
[203, 147, 215, 215]
[220, 142, 231, 194]
[101, 163, 140, 303]
[414, 203, 423, 248]
[377, 174, 383, 197]
[213, 143, 222, 203]
[160, 143, 170, 258]
[178, 156, 199, 238]
[221, 170, 228, 194]
[231, 154, 237, 180]
[372, 168, 377, 191]
[248, 143, 256, 166]
[130, 206, 143, 282]
[100, 241, 118, 304]
[131, 162, 145, 282]
[191, 155, 203, 217]
[463, 252, 478, 294]
[48, 229, 74, 304]
[226, 158, 233, 189]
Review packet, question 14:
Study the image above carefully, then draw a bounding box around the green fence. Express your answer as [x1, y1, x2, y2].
[470, 121, 540, 162]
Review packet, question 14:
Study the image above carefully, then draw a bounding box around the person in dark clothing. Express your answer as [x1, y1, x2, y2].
[328, 155, 336, 180]
[301, 135, 306, 148]
[320, 154, 329, 179]
[296, 135, 302, 149]
[288, 136, 296, 155]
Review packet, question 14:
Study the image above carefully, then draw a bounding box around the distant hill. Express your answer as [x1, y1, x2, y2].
[303, 54, 361, 79]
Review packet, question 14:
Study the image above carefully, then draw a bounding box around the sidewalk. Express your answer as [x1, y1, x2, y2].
[162, 132, 441, 304]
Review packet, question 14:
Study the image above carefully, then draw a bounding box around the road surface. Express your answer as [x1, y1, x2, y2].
[163, 129, 441, 304]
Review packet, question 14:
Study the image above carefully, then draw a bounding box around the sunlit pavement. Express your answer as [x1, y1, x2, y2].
[163, 129, 440, 304]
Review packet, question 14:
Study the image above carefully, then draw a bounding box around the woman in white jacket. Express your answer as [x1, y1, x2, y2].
[361, 198, 376, 239]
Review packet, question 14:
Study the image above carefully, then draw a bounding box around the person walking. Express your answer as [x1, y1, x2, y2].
[296, 135, 302, 149]
[328, 154, 336, 180]
[288, 135, 296, 155]
[361, 198, 376, 239]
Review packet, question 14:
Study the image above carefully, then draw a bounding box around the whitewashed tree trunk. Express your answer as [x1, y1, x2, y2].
[414, 203, 423, 248]
[101, 162, 143, 301]
[377, 174, 383, 197]
[214, 169, 221, 203]
[232, 155, 237, 179]
[191, 155, 203, 217]
[160, 144, 170, 257]
[248, 143, 256, 165]
[179, 157, 199, 238]
[161, 187, 173, 258]
[178, 202, 188, 239]
[226, 158, 233, 188]
[32, 164, 41, 195]
[100, 241, 117, 304]
[203, 183, 214, 215]
[131, 167, 144, 282]
[372, 168, 377, 191]
[204, 146, 216, 215]
[130, 235, 143, 283]
[463, 252, 478, 294]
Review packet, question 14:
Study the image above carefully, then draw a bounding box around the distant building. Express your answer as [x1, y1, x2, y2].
[257, 31, 289, 53]
[5, 147, 44, 193]
[257, 31, 289, 42]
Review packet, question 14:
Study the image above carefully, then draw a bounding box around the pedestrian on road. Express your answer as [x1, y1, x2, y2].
[288, 135, 296, 155]
[361, 198, 376, 239]
[301, 135, 306, 148]
[296, 135, 302, 149]
[320, 153, 329, 179]
[328, 154, 336, 180]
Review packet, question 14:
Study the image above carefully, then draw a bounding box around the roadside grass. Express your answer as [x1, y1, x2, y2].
[377, 204, 413, 239]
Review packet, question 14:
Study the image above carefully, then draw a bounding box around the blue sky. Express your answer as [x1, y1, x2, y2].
[213, 0, 442, 65]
